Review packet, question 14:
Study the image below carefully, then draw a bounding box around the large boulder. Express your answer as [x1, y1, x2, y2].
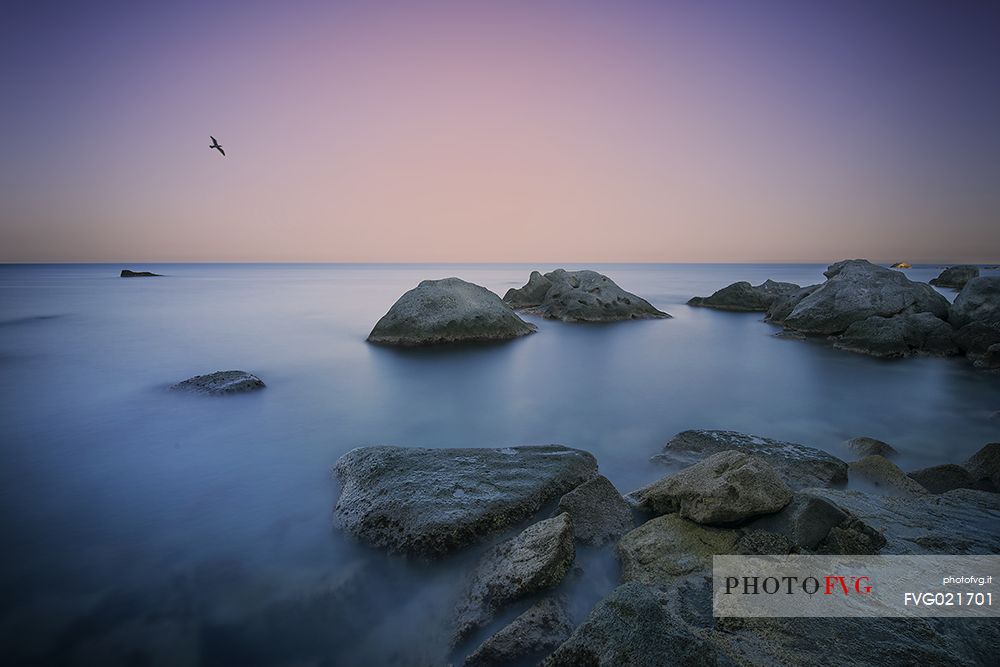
[949, 276, 1000, 329]
[780, 260, 950, 335]
[929, 265, 979, 289]
[907, 464, 982, 494]
[630, 451, 791, 524]
[367, 278, 536, 346]
[848, 455, 929, 495]
[743, 493, 885, 554]
[617, 514, 738, 586]
[965, 443, 1000, 491]
[332, 446, 597, 557]
[453, 514, 575, 642]
[688, 280, 800, 312]
[556, 475, 632, 545]
[170, 370, 265, 395]
[651, 430, 848, 490]
[832, 313, 958, 358]
[504, 269, 669, 322]
[463, 597, 573, 667]
[844, 436, 897, 459]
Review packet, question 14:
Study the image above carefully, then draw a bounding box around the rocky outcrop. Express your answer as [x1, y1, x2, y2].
[556, 475, 632, 545]
[849, 455, 928, 494]
[617, 514, 738, 586]
[332, 446, 596, 557]
[630, 451, 791, 524]
[777, 260, 950, 335]
[949, 276, 1000, 329]
[907, 464, 981, 494]
[965, 443, 1000, 491]
[832, 312, 958, 358]
[844, 436, 897, 458]
[743, 493, 885, 554]
[688, 280, 800, 312]
[929, 265, 979, 289]
[463, 597, 573, 667]
[504, 269, 669, 322]
[453, 514, 574, 642]
[367, 278, 536, 346]
[651, 430, 848, 490]
[170, 370, 265, 395]
[120, 269, 162, 277]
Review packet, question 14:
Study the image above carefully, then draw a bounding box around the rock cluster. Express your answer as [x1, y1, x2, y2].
[504, 269, 669, 322]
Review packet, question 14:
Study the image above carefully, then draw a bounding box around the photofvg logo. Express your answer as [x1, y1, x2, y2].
[713, 555, 999, 618]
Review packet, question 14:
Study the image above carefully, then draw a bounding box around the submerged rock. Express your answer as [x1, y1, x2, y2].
[929, 265, 979, 289]
[170, 370, 265, 395]
[453, 514, 574, 642]
[332, 445, 596, 557]
[832, 312, 958, 358]
[651, 430, 848, 490]
[617, 514, 738, 586]
[556, 475, 632, 545]
[949, 276, 1000, 329]
[630, 451, 791, 525]
[849, 455, 928, 494]
[367, 278, 536, 346]
[844, 436, 897, 459]
[504, 269, 669, 322]
[463, 597, 573, 667]
[688, 280, 800, 312]
[964, 443, 1000, 491]
[907, 464, 981, 494]
[779, 259, 949, 335]
[120, 269, 162, 277]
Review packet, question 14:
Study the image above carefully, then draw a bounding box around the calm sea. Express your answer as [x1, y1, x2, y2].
[1, 263, 998, 665]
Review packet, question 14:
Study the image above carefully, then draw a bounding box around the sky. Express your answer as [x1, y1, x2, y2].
[1, 0, 998, 263]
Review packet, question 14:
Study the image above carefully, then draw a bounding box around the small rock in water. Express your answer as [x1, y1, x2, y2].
[688, 279, 799, 312]
[849, 455, 928, 495]
[929, 265, 979, 289]
[844, 436, 898, 459]
[170, 370, 265, 395]
[120, 269, 162, 277]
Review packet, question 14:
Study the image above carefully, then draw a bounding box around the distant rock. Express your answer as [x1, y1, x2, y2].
[849, 455, 928, 494]
[907, 464, 981, 494]
[504, 269, 669, 322]
[964, 443, 1000, 492]
[453, 514, 574, 642]
[556, 475, 632, 545]
[332, 445, 596, 557]
[949, 276, 1000, 329]
[651, 430, 848, 490]
[743, 493, 885, 554]
[120, 269, 161, 277]
[844, 436, 897, 459]
[688, 280, 800, 312]
[929, 265, 979, 289]
[170, 370, 265, 395]
[617, 514, 738, 586]
[890, 262, 912, 269]
[832, 312, 958, 358]
[463, 597, 573, 667]
[630, 451, 791, 525]
[779, 260, 950, 335]
[367, 278, 536, 346]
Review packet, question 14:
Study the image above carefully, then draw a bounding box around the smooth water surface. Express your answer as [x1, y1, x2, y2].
[1, 263, 998, 665]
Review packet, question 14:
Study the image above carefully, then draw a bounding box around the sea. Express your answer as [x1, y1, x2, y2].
[1, 263, 998, 665]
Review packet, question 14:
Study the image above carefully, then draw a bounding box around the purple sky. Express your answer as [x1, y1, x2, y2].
[2, 1, 998, 263]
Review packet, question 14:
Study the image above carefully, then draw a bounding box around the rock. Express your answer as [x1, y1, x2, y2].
[332, 445, 597, 557]
[949, 276, 1000, 329]
[890, 262, 912, 269]
[734, 531, 795, 555]
[780, 259, 950, 335]
[367, 278, 536, 346]
[170, 370, 265, 395]
[907, 464, 981, 494]
[964, 443, 1000, 491]
[688, 280, 800, 312]
[630, 451, 791, 525]
[120, 269, 161, 277]
[805, 487, 1000, 554]
[743, 493, 885, 555]
[844, 436, 897, 458]
[454, 514, 575, 642]
[766, 284, 822, 324]
[849, 455, 928, 494]
[556, 475, 632, 545]
[502, 271, 553, 308]
[541, 582, 724, 667]
[617, 514, 738, 586]
[975, 343, 1000, 370]
[463, 597, 573, 667]
[832, 313, 958, 358]
[953, 322, 1000, 356]
[651, 430, 848, 491]
[929, 265, 979, 289]
[818, 516, 887, 555]
[504, 269, 669, 322]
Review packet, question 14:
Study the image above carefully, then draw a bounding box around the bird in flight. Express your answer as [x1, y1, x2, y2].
[209, 136, 225, 156]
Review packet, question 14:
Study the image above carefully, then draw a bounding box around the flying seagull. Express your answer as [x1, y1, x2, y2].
[209, 136, 225, 156]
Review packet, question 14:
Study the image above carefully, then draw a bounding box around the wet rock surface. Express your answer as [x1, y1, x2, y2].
[333, 445, 596, 557]
[556, 475, 632, 545]
[170, 370, 265, 395]
[504, 269, 669, 322]
[688, 280, 800, 312]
